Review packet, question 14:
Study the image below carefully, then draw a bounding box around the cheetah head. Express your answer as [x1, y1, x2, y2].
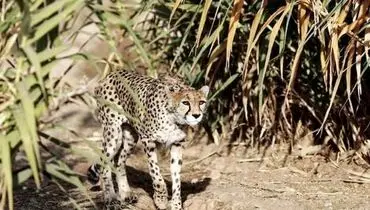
[167, 85, 209, 126]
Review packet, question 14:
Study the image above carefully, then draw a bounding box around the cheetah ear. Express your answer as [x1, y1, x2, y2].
[165, 85, 176, 94]
[168, 86, 176, 92]
[200, 85, 209, 97]
[165, 85, 183, 94]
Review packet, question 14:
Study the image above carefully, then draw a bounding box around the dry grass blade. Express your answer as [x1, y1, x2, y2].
[169, 0, 184, 25]
[226, 0, 243, 67]
[205, 40, 227, 77]
[191, 12, 229, 72]
[329, 1, 350, 76]
[345, 169, 370, 184]
[347, 170, 370, 179]
[25, 0, 84, 45]
[21, 46, 45, 97]
[30, 0, 75, 27]
[355, 45, 362, 98]
[320, 35, 363, 131]
[237, 157, 266, 163]
[0, 184, 5, 210]
[337, 0, 351, 23]
[288, 166, 308, 177]
[240, 6, 264, 120]
[170, 7, 200, 71]
[199, 9, 229, 60]
[242, 6, 285, 75]
[366, 27, 370, 59]
[358, 0, 370, 18]
[44, 162, 94, 207]
[361, 1, 370, 61]
[342, 3, 368, 103]
[354, 1, 369, 98]
[331, 30, 340, 76]
[0, 34, 17, 59]
[285, 0, 313, 95]
[16, 81, 41, 168]
[298, 0, 310, 41]
[258, 3, 291, 121]
[12, 108, 41, 188]
[0, 134, 13, 210]
[196, 0, 213, 47]
[345, 40, 355, 113]
[338, 16, 367, 38]
[242, 6, 264, 78]
[208, 73, 239, 101]
[319, 70, 344, 132]
[15, 168, 33, 186]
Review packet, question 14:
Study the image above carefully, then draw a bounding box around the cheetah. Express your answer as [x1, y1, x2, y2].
[90, 70, 209, 210]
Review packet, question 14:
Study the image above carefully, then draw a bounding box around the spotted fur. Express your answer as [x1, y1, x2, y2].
[91, 70, 209, 210]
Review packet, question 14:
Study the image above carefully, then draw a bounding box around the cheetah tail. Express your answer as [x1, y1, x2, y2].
[87, 163, 101, 185]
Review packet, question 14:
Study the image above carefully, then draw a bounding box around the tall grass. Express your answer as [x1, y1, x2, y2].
[0, 1, 90, 208]
[0, 0, 153, 209]
[1, 0, 370, 209]
[142, 0, 370, 152]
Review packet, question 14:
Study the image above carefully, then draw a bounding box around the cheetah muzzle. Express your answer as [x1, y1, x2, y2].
[88, 70, 209, 210]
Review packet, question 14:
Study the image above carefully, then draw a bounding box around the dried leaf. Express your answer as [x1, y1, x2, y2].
[0, 134, 13, 210]
[242, 6, 284, 76]
[298, 0, 310, 41]
[226, 0, 244, 67]
[259, 3, 292, 121]
[169, 0, 184, 24]
[196, 0, 213, 46]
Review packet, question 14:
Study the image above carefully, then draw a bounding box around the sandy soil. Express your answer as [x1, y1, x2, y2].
[13, 104, 370, 210]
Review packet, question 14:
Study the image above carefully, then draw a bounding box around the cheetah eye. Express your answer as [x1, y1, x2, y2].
[181, 101, 190, 106]
[199, 100, 206, 105]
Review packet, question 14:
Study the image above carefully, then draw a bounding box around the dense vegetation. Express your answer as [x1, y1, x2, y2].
[1, 0, 369, 209]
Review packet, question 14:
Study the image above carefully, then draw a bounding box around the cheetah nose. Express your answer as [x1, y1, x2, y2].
[192, 114, 201, 119]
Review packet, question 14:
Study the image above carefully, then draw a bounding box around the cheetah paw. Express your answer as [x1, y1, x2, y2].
[154, 192, 168, 210]
[104, 192, 117, 206]
[120, 191, 138, 204]
[169, 200, 183, 210]
[104, 199, 121, 210]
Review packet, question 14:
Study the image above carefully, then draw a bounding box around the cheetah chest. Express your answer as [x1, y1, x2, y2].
[135, 112, 186, 146]
[153, 125, 186, 146]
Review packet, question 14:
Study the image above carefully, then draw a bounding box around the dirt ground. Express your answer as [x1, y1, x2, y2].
[13, 104, 370, 210]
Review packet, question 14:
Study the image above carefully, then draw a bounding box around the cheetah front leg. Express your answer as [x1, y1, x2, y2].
[142, 139, 168, 209]
[170, 143, 183, 210]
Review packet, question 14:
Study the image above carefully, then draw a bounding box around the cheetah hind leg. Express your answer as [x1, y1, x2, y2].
[116, 124, 139, 204]
[100, 122, 124, 207]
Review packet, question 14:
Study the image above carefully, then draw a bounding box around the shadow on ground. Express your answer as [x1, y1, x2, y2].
[14, 164, 211, 210]
[91, 165, 211, 209]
